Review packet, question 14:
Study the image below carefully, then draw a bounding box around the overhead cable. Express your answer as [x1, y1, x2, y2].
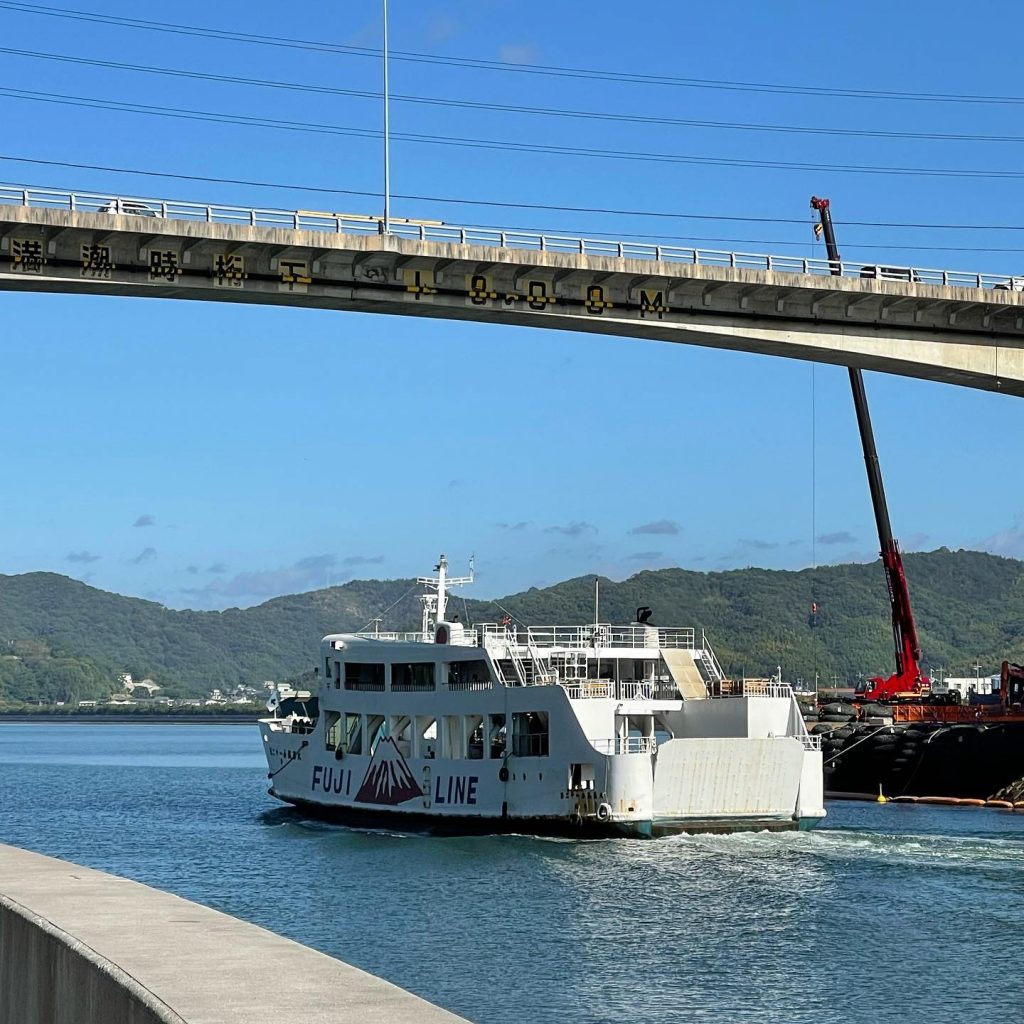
[4, 88, 1024, 182]
[2, 153, 1024, 232]
[3, 47, 1024, 145]
[3, 2, 1024, 106]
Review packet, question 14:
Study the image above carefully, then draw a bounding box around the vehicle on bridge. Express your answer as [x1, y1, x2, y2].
[259, 555, 825, 837]
[98, 198, 159, 218]
[859, 265, 922, 283]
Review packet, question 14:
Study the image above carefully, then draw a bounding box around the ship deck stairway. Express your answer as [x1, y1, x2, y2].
[661, 649, 711, 700]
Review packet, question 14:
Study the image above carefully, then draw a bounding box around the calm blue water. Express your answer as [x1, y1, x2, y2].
[1, 724, 1021, 1024]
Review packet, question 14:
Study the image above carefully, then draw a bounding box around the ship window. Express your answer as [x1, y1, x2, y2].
[442, 715, 463, 759]
[488, 714, 506, 759]
[333, 660, 341, 689]
[416, 715, 437, 759]
[569, 763, 595, 790]
[466, 715, 484, 759]
[345, 713, 363, 755]
[325, 710, 341, 751]
[392, 662, 436, 691]
[390, 716, 413, 758]
[512, 711, 549, 757]
[367, 714, 386, 754]
[345, 662, 385, 691]
[447, 659, 491, 690]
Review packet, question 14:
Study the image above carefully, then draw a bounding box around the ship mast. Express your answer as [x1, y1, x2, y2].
[417, 554, 475, 637]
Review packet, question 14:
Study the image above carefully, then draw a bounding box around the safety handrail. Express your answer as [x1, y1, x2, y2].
[2, 183, 1021, 292]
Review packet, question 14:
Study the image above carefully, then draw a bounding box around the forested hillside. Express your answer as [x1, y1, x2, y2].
[1, 549, 1021, 704]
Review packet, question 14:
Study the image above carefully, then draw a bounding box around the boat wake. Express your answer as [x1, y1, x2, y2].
[658, 821, 1024, 869]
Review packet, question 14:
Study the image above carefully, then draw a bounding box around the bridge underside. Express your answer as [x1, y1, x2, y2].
[2, 206, 1023, 395]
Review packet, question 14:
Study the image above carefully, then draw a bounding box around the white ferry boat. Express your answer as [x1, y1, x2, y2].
[259, 556, 825, 837]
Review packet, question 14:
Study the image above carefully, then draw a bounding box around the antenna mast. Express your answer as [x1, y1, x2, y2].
[382, 0, 391, 234]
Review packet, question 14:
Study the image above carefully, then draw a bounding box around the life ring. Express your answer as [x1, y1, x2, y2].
[596, 802, 612, 822]
[569, 810, 584, 828]
[498, 766, 510, 783]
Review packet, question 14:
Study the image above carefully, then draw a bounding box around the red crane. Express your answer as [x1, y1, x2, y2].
[810, 197, 928, 702]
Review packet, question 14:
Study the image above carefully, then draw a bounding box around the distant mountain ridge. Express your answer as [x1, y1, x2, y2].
[1, 549, 1022, 704]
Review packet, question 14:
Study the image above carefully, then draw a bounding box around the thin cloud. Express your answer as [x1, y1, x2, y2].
[186, 565, 199, 575]
[133, 514, 156, 528]
[739, 538, 779, 551]
[629, 520, 680, 536]
[181, 554, 349, 604]
[977, 522, 1024, 558]
[207, 562, 228, 574]
[545, 521, 597, 537]
[427, 13, 459, 41]
[496, 521, 530, 531]
[294, 554, 336, 573]
[131, 547, 157, 565]
[67, 551, 101, 564]
[818, 531, 856, 546]
[499, 42, 539, 63]
[626, 550, 663, 561]
[342, 555, 385, 567]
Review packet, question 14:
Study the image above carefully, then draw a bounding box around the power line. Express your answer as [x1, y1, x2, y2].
[2, 153, 1024, 232]
[5, 46, 1024, 146]
[3, 2, 1024, 107]
[5, 87, 1024, 182]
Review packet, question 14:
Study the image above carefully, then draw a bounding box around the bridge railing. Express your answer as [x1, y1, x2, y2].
[2, 184, 1021, 293]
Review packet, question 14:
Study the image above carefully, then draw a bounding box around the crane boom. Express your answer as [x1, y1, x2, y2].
[810, 197, 926, 701]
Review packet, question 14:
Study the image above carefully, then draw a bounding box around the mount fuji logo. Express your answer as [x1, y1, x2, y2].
[354, 736, 423, 805]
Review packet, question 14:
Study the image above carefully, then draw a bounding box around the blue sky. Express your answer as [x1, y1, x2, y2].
[2, 0, 1024, 610]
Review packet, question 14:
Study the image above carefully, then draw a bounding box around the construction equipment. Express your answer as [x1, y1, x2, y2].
[1000, 661, 1024, 708]
[810, 197, 928, 702]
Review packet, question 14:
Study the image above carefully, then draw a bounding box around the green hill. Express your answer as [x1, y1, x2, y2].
[1, 549, 1021, 704]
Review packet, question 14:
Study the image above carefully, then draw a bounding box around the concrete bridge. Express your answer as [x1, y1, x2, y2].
[2, 186, 1023, 395]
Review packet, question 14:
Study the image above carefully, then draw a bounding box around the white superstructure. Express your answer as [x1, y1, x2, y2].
[259, 556, 825, 837]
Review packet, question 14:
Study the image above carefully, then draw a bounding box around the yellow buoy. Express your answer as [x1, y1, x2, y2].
[877, 784, 887, 804]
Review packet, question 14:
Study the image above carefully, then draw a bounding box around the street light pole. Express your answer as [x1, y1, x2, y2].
[382, 0, 391, 234]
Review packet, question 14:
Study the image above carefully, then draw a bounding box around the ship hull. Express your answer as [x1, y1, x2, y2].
[272, 790, 808, 839]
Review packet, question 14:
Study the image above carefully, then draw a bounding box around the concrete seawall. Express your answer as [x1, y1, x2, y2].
[0, 844, 469, 1024]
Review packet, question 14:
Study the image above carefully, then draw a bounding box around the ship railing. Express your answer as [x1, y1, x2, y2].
[801, 734, 822, 751]
[353, 628, 480, 645]
[560, 680, 614, 700]
[560, 678, 699, 701]
[355, 630, 426, 642]
[511, 734, 550, 757]
[617, 680, 657, 700]
[6, 185, 1024, 292]
[591, 736, 658, 755]
[695, 632, 727, 683]
[447, 679, 493, 692]
[521, 625, 697, 649]
[713, 680, 793, 699]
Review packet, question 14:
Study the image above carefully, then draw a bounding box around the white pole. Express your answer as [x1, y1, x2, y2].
[382, 0, 391, 234]
[594, 578, 599, 625]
